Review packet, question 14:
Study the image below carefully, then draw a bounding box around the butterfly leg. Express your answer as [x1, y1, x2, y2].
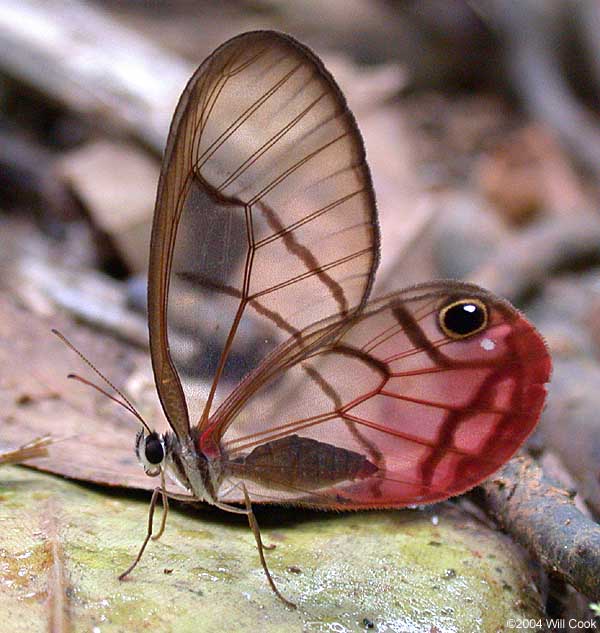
[151, 470, 169, 541]
[119, 485, 165, 580]
[218, 481, 275, 551]
[242, 485, 296, 608]
[215, 485, 296, 609]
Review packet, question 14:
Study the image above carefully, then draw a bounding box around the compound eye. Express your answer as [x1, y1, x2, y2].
[144, 434, 165, 465]
[439, 298, 488, 340]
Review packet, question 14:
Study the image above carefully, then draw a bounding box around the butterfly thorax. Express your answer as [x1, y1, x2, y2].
[164, 432, 220, 503]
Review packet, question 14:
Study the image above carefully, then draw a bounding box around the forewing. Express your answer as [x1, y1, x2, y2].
[213, 282, 551, 508]
[148, 31, 378, 436]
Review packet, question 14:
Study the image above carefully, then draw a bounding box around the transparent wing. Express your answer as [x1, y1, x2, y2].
[209, 282, 551, 508]
[148, 30, 378, 437]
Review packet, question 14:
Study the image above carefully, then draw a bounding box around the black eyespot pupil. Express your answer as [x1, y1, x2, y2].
[443, 302, 485, 336]
[145, 436, 164, 464]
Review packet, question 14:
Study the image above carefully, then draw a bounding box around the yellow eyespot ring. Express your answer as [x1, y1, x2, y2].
[438, 298, 488, 340]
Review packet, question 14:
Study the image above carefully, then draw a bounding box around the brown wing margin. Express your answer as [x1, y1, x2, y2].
[148, 31, 379, 439]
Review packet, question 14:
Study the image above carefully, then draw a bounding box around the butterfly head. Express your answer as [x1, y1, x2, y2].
[135, 429, 168, 477]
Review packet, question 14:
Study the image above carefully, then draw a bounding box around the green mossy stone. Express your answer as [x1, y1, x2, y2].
[0, 466, 543, 632]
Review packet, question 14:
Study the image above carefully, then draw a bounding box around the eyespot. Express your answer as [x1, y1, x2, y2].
[438, 298, 488, 340]
[145, 433, 165, 465]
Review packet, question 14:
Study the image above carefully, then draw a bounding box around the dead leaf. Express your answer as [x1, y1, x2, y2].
[0, 294, 163, 491]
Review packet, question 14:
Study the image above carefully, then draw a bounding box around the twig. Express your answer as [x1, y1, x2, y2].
[43, 501, 71, 633]
[0, 0, 192, 152]
[0, 436, 52, 465]
[479, 454, 600, 600]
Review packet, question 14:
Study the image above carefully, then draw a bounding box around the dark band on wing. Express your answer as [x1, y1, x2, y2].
[303, 346, 387, 487]
[176, 270, 300, 338]
[418, 364, 519, 488]
[257, 200, 349, 316]
[392, 303, 452, 367]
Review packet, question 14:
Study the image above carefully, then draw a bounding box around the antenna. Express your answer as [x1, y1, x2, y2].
[51, 329, 151, 433]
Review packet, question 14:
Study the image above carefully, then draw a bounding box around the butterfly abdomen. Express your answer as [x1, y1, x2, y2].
[231, 434, 378, 490]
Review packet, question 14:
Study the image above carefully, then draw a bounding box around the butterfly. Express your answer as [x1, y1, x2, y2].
[57, 30, 551, 608]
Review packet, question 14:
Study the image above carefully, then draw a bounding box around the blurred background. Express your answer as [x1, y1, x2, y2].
[2, 0, 600, 628]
